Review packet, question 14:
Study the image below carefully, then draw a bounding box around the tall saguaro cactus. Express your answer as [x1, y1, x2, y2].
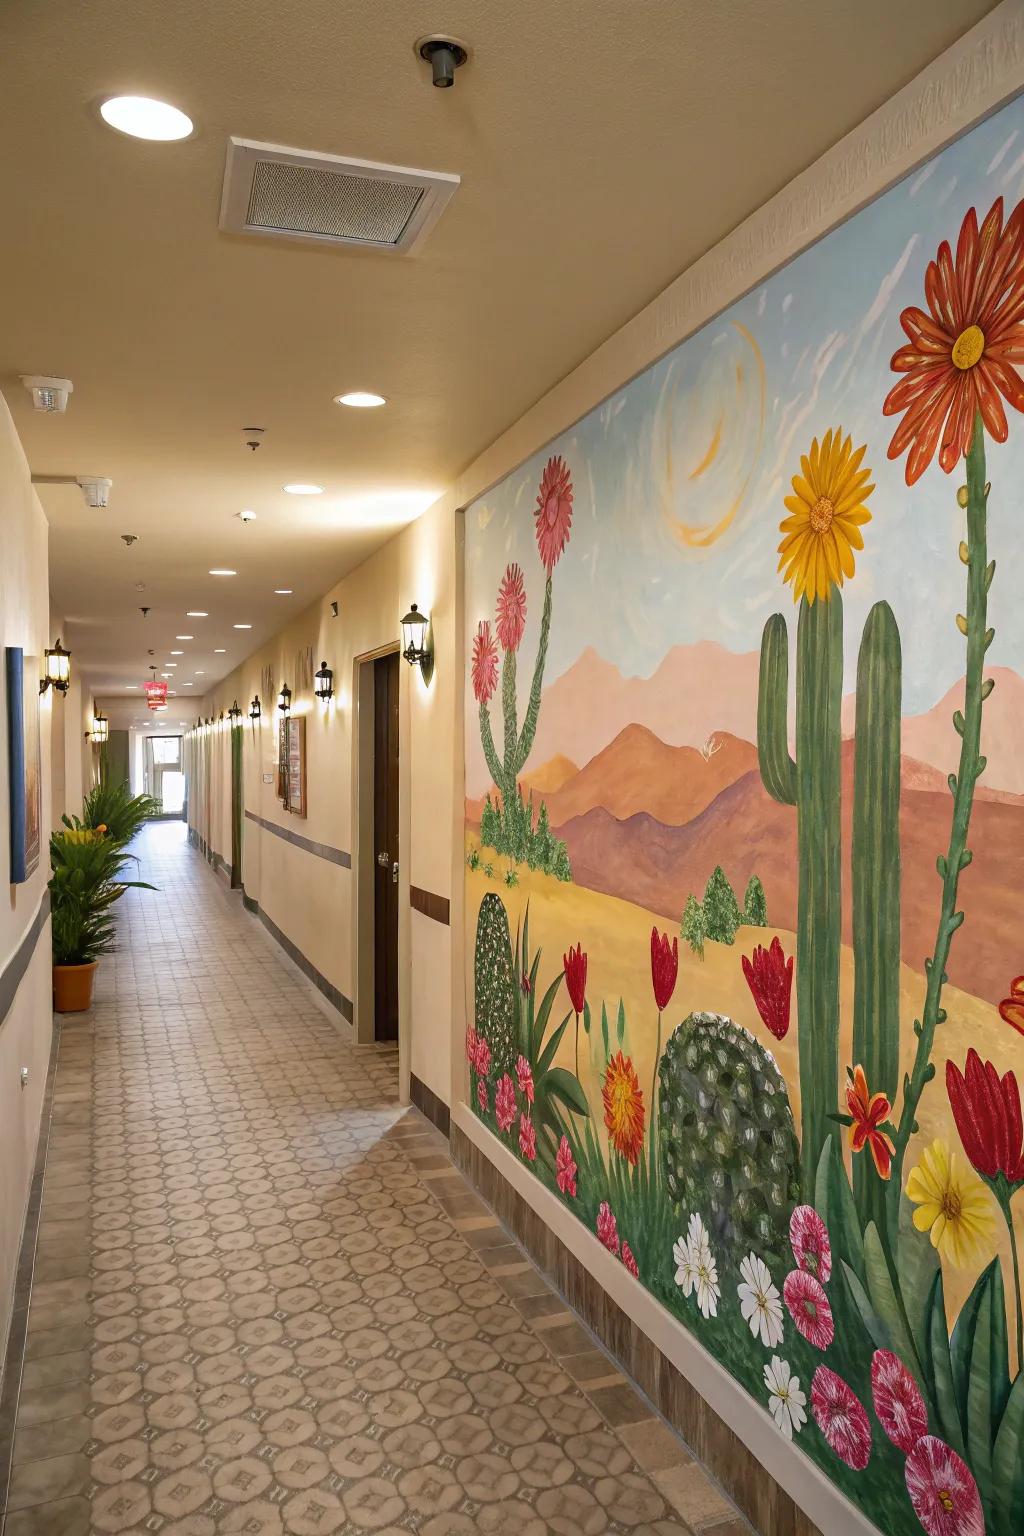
[757, 593, 843, 1193]
[852, 602, 901, 1235]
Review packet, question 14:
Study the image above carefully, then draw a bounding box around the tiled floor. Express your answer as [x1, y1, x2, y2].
[0, 821, 749, 1535]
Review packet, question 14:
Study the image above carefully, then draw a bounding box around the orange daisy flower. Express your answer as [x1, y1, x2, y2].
[846, 1064, 894, 1180]
[884, 195, 1024, 484]
[602, 1051, 645, 1165]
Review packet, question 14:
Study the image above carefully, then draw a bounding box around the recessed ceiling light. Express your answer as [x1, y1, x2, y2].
[186, 610, 208, 617]
[125, 684, 137, 689]
[274, 589, 292, 595]
[183, 681, 194, 686]
[99, 95, 194, 142]
[195, 671, 205, 676]
[238, 509, 257, 523]
[176, 634, 193, 640]
[209, 569, 236, 577]
[160, 672, 172, 678]
[214, 648, 226, 653]
[283, 483, 323, 495]
[233, 623, 252, 629]
[335, 391, 386, 409]
[170, 650, 184, 655]
[164, 663, 177, 668]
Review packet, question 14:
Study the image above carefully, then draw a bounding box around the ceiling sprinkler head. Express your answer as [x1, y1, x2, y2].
[416, 35, 468, 88]
[140, 606, 150, 618]
[243, 426, 264, 452]
[121, 533, 139, 546]
[238, 508, 257, 523]
[78, 475, 112, 509]
[22, 375, 73, 413]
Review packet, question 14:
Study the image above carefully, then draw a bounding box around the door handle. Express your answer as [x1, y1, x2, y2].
[391, 861, 399, 885]
[377, 850, 390, 867]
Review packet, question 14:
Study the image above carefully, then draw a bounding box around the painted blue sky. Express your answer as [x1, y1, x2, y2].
[466, 94, 1024, 721]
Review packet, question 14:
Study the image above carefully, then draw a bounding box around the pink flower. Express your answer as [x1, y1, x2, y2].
[811, 1366, 872, 1471]
[518, 1113, 537, 1161]
[465, 1027, 480, 1067]
[495, 563, 527, 652]
[596, 1201, 619, 1256]
[622, 1243, 639, 1278]
[494, 1074, 516, 1134]
[516, 1054, 534, 1105]
[783, 1269, 835, 1350]
[871, 1349, 928, 1453]
[474, 1035, 491, 1077]
[534, 456, 573, 573]
[789, 1205, 833, 1284]
[904, 1436, 984, 1536]
[477, 1078, 488, 1114]
[555, 1136, 577, 1197]
[472, 620, 499, 704]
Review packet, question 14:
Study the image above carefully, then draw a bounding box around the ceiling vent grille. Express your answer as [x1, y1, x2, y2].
[220, 138, 459, 255]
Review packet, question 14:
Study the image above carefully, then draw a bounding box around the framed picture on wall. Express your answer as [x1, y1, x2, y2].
[6, 647, 42, 883]
[284, 716, 306, 818]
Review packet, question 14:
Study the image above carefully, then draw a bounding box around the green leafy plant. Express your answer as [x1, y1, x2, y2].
[64, 780, 159, 847]
[681, 893, 706, 959]
[49, 830, 155, 965]
[511, 903, 588, 1170]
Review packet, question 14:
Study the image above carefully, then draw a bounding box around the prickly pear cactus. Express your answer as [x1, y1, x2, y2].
[659, 1011, 800, 1265]
[473, 893, 518, 1077]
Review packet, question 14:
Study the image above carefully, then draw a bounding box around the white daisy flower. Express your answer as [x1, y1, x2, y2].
[673, 1233, 698, 1297]
[737, 1253, 784, 1348]
[694, 1244, 720, 1319]
[763, 1355, 807, 1440]
[687, 1211, 711, 1264]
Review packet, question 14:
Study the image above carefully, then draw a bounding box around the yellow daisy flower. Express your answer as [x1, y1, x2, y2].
[778, 428, 874, 604]
[906, 1139, 996, 1269]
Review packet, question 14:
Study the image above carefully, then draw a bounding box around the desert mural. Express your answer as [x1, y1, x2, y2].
[464, 97, 1024, 1536]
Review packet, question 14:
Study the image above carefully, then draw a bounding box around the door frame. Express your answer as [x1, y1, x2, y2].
[352, 643, 410, 1094]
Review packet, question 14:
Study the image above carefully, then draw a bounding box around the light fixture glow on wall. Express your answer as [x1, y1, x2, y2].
[401, 604, 430, 668]
[40, 638, 71, 695]
[335, 391, 386, 409]
[99, 95, 194, 141]
[314, 661, 333, 702]
[249, 696, 261, 723]
[278, 683, 292, 715]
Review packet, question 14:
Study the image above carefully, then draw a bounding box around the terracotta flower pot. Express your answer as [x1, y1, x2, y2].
[52, 961, 99, 1014]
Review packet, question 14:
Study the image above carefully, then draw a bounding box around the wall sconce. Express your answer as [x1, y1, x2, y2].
[401, 603, 433, 682]
[314, 660, 333, 703]
[278, 683, 291, 715]
[40, 637, 72, 696]
[249, 695, 261, 724]
[228, 699, 243, 722]
[88, 710, 109, 744]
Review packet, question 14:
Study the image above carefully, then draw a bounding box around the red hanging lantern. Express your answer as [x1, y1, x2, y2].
[144, 678, 168, 711]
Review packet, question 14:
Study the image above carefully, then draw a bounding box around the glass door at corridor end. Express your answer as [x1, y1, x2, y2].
[144, 735, 185, 816]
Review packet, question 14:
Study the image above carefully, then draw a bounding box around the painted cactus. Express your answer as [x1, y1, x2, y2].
[474, 892, 518, 1077]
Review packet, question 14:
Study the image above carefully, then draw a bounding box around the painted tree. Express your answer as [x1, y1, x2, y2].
[743, 875, 768, 927]
[702, 866, 743, 945]
[681, 893, 706, 960]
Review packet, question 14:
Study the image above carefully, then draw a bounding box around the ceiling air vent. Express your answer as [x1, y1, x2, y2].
[219, 138, 459, 255]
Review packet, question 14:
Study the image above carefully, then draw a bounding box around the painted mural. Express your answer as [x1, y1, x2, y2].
[464, 98, 1024, 1536]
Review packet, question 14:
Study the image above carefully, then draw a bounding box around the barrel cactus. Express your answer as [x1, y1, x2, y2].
[473, 893, 518, 1076]
[659, 1011, 800, 1265]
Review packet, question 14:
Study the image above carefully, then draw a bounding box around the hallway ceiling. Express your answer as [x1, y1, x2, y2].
[0, 0, 996, 694]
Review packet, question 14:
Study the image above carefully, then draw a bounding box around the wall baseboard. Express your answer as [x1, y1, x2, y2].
[410, 1072, 450, 1137]
[239, 885, 354, 1023]
[451, 1116, 826, 1536]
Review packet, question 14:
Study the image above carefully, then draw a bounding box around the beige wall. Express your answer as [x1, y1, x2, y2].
[0, 395, 55, 1362]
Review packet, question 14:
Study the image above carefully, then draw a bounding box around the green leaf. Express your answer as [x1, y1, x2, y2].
[537, 1016, 569, 1077]
[600, 1001, 610, 1061]
[863, 1221, 923, 1379]
[924, 1271, 967, 1460]
[544, 1068, 589, 1117]
[839, 1259, 888, 1350]
[965, 1270, 996, 1494]
[813, 1135, 865, 1284]
[616, 997, 626, 1046]
[950, 1261, 994, 1428]
[992, 1369, 1024, 1532]
[897, 1192, 940, 1367]
[531, 974, 564, 1062]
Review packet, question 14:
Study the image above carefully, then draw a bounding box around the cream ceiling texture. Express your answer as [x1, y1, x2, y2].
[0, 0, 996, 698]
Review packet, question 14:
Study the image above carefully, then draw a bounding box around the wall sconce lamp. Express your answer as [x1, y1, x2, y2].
[278, 683, 292, 715]
[249, 695, 261, 724]
[401, 604, 432, 681]
[227, 699, 243, 722]
[88, 710, 109, 744]
[314, 660, 334, 703]
[40, 638, 72, 696]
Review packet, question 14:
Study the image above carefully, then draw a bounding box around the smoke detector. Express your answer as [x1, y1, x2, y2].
[220, 138, 459, 254]
[22, 375, 73, 413]
[78, 476, 112, 509]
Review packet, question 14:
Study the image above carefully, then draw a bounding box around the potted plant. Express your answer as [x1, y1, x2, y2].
[49, 827, 154, 1012]
[62, 780, 159, 845]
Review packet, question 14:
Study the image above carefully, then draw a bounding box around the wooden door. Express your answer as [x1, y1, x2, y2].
[373, 652, 400, 1041]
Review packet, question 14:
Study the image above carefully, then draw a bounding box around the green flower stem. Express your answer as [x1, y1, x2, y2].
[479, 701, 504, 795]
[1000, 1190, 1023, 1371]
[650, 1010, 661, 1150]
[890, 412, 992, 1214]
[501, 647, 519, 793]
[517, 575, 553, 765]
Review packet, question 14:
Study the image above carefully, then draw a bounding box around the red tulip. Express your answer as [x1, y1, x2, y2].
[741, 937, 793, 1041]
[946, 1049, 1024, 1186]
[650, 928, 678, 1012]
[563, 943, 587, 1015]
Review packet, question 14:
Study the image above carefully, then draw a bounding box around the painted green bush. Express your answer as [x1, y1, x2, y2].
[474, 892, 518, 1076]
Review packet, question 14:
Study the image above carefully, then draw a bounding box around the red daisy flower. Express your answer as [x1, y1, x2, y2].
[789, 1204, 832, 1284]
[471, 620, 499, 704]
[847, 1064, 895, 1180]
[495, 563, 527, 652]
[534, 455, 573, 573]
[518, 1113, 537, 1161]
[871, 1349, 928, 1453]
[494, 1073, 516, 1134]
[515, 1054, 534, 1105]
[597, 1200, 620, 1255]
[602, 1052, 645, 1166]
[622, 1243, 639, 1279]
[884, 195, 1024, 484]
[811, 1366, 872, 1471]
[783, 1269, 835, 1350]
[477, 1077, 489, 1114]
[742, 937, 794, 1041]
[555, 1135, 577, 1198]
[904, 1436, 984, 1536]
